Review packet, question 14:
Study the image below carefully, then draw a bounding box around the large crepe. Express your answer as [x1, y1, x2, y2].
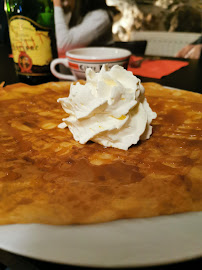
[0, 81, 201, 225]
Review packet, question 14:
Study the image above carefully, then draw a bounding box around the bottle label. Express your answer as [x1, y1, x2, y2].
[9, 15, 53, 76]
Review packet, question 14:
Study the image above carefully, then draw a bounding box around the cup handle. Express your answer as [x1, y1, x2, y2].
[50, 58, 76, 81]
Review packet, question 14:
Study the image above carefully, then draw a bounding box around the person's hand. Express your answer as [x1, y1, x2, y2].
[176, 44, 202, 59]
[53, 0, 74, 13]
[53, 0, 62, 7]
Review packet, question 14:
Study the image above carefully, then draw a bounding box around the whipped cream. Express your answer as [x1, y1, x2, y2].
[58, 65, 157, 150]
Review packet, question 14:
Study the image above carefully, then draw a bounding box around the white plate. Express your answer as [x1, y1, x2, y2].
[1, 86, 201, 267]
[0, 212, 202, 268]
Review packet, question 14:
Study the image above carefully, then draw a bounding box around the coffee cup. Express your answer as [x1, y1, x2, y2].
[50, 47, 131, 81]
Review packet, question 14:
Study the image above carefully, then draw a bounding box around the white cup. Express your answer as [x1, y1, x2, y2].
[50, 47, 131, 81]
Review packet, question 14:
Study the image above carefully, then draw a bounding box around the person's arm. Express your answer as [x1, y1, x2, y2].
[53, 0, 61, 7]
[176, 44, 202, 59]
[176, 35, 202, 59]
[54, 7, 111, 55]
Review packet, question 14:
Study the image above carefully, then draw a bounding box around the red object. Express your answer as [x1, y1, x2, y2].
[128, 55, 189, 79]
[69, 62, 79, 70]
[58, 53, 66, 58]
[18, 51, 32, 73]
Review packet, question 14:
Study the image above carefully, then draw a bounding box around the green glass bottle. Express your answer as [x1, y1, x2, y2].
[6, 0, 58, 85]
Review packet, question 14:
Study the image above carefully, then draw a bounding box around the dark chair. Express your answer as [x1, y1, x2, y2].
[109, 40, 147, 55]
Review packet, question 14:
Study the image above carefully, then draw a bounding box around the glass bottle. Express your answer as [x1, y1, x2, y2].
[6, 0, 58, 85]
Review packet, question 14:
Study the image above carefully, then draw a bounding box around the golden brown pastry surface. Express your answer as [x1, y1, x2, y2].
[0, 81, 201, 225]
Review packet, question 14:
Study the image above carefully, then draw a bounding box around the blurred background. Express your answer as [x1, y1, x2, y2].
[0, 0, 201, 57]
[107, 0, 201, 41]
[106, 0, 202, 57]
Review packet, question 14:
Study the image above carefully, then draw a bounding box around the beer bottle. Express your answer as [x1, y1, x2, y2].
[6, 0, 58, 85]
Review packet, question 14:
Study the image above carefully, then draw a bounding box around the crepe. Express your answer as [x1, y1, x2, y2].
[0, 81, 201, 225]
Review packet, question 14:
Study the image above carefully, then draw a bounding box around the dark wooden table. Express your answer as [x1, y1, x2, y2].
[0, 44, 202, 93]
[137, 57, 202, 94]
[0, 43, 201, 269]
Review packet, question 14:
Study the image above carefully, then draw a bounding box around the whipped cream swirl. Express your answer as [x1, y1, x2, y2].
[58, 65, 157, 150]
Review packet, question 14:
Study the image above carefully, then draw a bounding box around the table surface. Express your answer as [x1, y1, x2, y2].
[0, 44, 202, 93]
[0, 43, 201, 270]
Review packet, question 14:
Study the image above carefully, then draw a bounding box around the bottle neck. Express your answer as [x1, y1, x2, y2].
[6, 0, 54, 28]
